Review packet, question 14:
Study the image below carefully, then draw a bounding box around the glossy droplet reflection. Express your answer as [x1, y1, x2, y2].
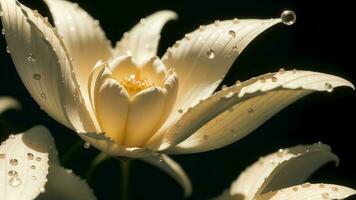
[27, 153, 34, 160]
[9, 158, 18, 166]
[281, 10, 296, 26]
[84, 142, 90, 149]
[33, 74, 41, 80]
[9, 177, 22, 187]
[8, 170, 18, 177]
[1, 28, 5, 35]
[325, 83, 333, 92]
[206, 49, 216, 59]
[0, 11, 4, 17]
[0, 153, 5, 159]
[27, 53, 36, 62]
[6, 46, 10, 53]
[228, 30, 236, 37]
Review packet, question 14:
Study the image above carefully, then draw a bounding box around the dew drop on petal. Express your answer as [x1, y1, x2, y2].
[33, 74, 41, 80]
[178, 109, 183, 114]
[27, 153, 34, 160]
[32, 176, 37, 180]
[277, 149, 284, 157]
[279, 68, 285, 74]
[292, 186, 298, 191]
[9, 158, 18, 166]
[27, 53, 36, 62]
[228, 30, 236, 37]
[199, 25, 206, 31]
[271, 76, 278, 82]
[40, 187, 46, 193]
[31, 165, 36, 170]
[260, 77, 266, 83]
[235, 80, 241, 85]
[322, 192, 329, 199]
[84, 142, 90, 149]
[281, 10, 296, 26]
[206, 49, 216, 59]
[41, 93, 46, 99]
[233, 18, 239, 24]
[9, 134, 15, 139]
[0, 11, 4, 17]
[8, 170, 18, 177]
[35, 157, 42, 162]
[6, 46, 10, 53]
[184, 34, 191, 40]
[221, 85, 227, 90]
[9, 177, 22, 187]
[332, 186, 338, 192]
[232, 45, 239, 52]
[214, 20, 220, 26]
[0, 153, 5, 159]
[1, 28, 5, 35]
[325, 83, 333, 92]
[301, 182, 311, 188]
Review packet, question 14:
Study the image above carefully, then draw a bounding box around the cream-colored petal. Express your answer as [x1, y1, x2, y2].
[257, 184, 356, 200]
[141, 154, 192, 197]
[140, 56, 167, 85]
[44, 0, 112, 111]
[113, 10, 177, 65]
[228, 143, 338, 200]
[0, 0, 98, 132]
[161, 70, 354, 152]
[0, 126, 54, 200]
[95, 79, 130, 145]
[125, 87, 167, 147]
[37, 165, 96, 200]
[161, 18, 282, 134]
[0, 96, 21, 114]
[109, 55, 139, 81]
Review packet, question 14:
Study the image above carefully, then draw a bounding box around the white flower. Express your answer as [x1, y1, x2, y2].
[0, 0, 354, 196]
[0, 96, 21, 114]
[0, 125, 96, 200]
[214, 143, 356, 200]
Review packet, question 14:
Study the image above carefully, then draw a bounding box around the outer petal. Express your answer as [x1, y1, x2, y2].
[0, 0, 97, 132]
[0, 96, 21, 114]
[257, 184, 356, 200]
[125, 87, 167, 147]
[0, 126, 54, 200]
[161, 18, 281, 134]
[228, 143, 339, 199]
[95, 79, 130, 145]
[37, 165, 96, 200]
[44, 0, 112, 111]
[161, 70, 354, 152]
[140, 154, 192, 197]
[113, 10, 177, 65]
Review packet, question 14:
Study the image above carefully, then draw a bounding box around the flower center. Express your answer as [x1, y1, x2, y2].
[120, 74, 153, 94]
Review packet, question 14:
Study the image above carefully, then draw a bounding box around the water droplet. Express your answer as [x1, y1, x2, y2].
[40, 187, 46, 193]
[214, 20, 220, 26]
[260, 77, 266, 83]
[235, 80, 241, 85]
[232, 45, 239, 52]
[178, 109, 183, 114]
[31, 165, 36, 170]
[174, 41, 181, 48]
[206, 49, 216, 59]
[27, 153, 34, 160]
[319, 183, 325, 188]
[35, 157, 41, 162]
[324, 83, 333, 92]
[33, 10, 39, 17]
[0, 153, 5, 159]
[279, 68, 285, 74]
[139, 18, 146, 25]
[8, 170, 18, 177]
[6, 46, 10, 53]
[233, 18, 240, 24]
[27, 53, 36, 62]
[277, 149, 284, 157]
[248, 108, 254, 114]
[269, 159, 275, 164]
[228, 107, 234, 112]
[9, 177, 22, 187]
[33, 74, 41, 80]
[221, 85, 227, 90]
[322, 192, 329, 199]
[184, 34, 191, 40]
[9, 134, 15, 139]
[292, 69, 297, 74]
[292, 186, 298, 191]
[1, 28, 5, 35]
[281, 10, 296, 26]
[31, 176, 37, 180]
[0, 11, 4, 17]
[271, 77, 278, 82]
[228, 30, 236, 37]
[199, 25, 206, 31]
[84, 142, 90, 149]
[203, 135, 208, 141]
[41, 93, 46, 99]
[10, 158, 18, 166]
[332, 186, 338, 192]
[302, 182, 311, 188]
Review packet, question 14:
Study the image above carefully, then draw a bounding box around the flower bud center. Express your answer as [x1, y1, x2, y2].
[120, 74, 153, 93]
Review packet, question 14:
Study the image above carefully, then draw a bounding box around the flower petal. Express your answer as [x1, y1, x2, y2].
[125, 87, 167, 147]
[161, 70, 354, 152]
[229, 143, 338, 199]
[140, 154, 192, 197]
[113, 10, 177, 65]
[0, 0, 98, 132]
[257, 184, 356, 200]
[0, 126, 55, 200]
[161, 18, 281, 133]
[37, 165, 96, 200]
[0, 96, 21, 114]
[44, 0, 112, 107]
[95, 79, 130, 145]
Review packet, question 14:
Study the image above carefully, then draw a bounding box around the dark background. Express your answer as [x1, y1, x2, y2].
[1, 0, 355, 199]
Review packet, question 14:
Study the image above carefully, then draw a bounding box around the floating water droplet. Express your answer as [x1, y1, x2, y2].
[8, 170, 18, 177]
[35, 157, 42, 162]
[1, 28, 5, 35]
[27, 153, 34, 160]
[32, 176, 37, 180]
[10, 158, 18, 166]
[27, 53, 36, 62]
[31, 165, 36, 170]
[84, 142, 90, 149]
[281, 10, 296, 26]
[199, 25, 206, 31]
[233, 18, 239, 24]
[41, 93, 46, 99]
[271, 77, 278, 82]
[33, 74, 41, 80]
[0, 153, 5, 159]
[178, 109, 183, 114]
[206, 49, 215, 59]
[322, 192, 329, 199]
[228, 30, 236, 37]
[6, 46, 10, 53]
[9, 177, 22, 187]
[324, 83, 333, 92]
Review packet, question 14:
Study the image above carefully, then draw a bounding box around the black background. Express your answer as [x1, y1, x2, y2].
[1, 0, 355, 199]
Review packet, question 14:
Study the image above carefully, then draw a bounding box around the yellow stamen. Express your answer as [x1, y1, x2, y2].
[120, 74, 153, 93]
